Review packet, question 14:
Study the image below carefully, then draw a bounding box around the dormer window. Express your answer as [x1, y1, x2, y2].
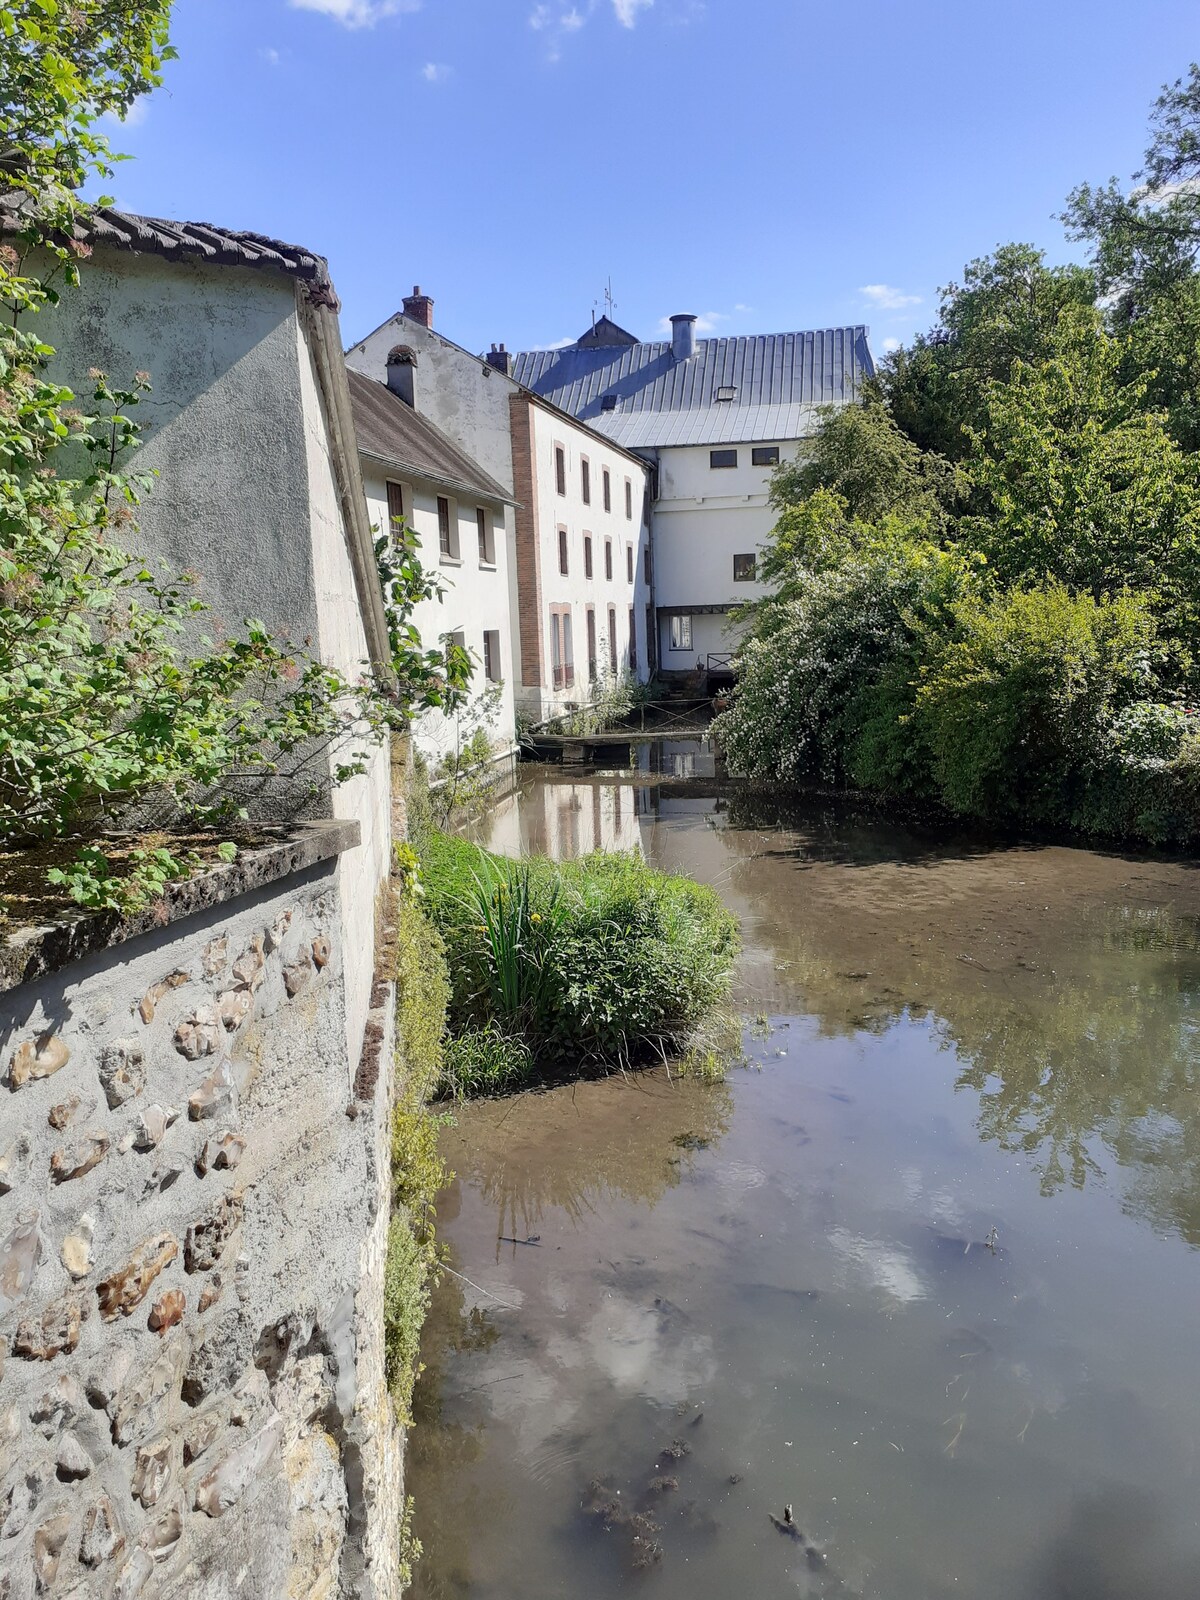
[715, 384, 737, 402]
[600, 394, 618, 412]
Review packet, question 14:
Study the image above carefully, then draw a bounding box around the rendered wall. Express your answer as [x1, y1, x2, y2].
[0, 849, 401, 1600]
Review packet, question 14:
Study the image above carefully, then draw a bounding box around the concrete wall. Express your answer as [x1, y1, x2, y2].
[0, 849, 400, 1600]
[40, 242, 392, 1103]
[652, 438, 800, 669]
[360, 463, 517, 768]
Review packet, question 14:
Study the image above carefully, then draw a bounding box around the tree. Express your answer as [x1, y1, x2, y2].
[962, 307, 1200, 643]
[0, 2, 471, 912]
[876, 245, 1096, 459]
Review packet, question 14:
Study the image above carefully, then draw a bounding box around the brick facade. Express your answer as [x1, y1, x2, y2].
[509, 392, 545, 689]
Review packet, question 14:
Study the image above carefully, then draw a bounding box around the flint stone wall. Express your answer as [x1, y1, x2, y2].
[0, 842, 400, 1599]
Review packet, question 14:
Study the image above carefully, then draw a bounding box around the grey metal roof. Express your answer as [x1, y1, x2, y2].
[346, 370, 515, 506]
[511, 327, 874, 449]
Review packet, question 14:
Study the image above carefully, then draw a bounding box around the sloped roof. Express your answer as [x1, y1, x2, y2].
[346, 369, 514, 506]
[11, 205, 340, 304]
[511, 326, 874, 449]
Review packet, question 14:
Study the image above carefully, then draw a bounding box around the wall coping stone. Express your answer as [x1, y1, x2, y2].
[0, 819, 360, 996]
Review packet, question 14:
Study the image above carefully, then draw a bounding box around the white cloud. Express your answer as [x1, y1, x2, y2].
[613, 0, 653, 24]
[733, 302, 753, 314]
[882, 336, 902, 353]
[421, 61, 451, 83]
[289, 0, 420, 28]
[260, 46, 282, 65]
[859, 283, 921, 311]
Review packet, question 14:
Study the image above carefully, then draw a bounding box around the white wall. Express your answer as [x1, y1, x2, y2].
[478, 780, 649, 859]
[361, 463, 516, 769]
[527, 401, 651, 719]
[652, 438, 801, 670]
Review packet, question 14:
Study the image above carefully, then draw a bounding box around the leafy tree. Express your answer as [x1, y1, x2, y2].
[0, 1, 470, 913]
[768, 395, 954, 528]
[876, 245, 1096, 459]
[961, 307, 1200, 642]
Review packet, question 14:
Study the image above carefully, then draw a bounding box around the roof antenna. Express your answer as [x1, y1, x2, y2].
[604, 276, 616, 320]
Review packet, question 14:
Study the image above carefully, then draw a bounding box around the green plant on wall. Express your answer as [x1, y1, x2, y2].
[0, 3, 474, 915]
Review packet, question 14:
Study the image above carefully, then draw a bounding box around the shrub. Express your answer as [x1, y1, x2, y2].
[443, 1026, 535, 1098]
[915, 582, 1157, 822]
[421, 832, 739, 1077]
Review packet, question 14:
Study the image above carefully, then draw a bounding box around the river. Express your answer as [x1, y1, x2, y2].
[407, 762, 1200, 1600]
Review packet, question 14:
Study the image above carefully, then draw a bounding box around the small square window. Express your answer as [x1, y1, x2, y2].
[715, 385, 737, 402]
[600, 394, 618, 412]
[709, 449, 738, 469]
[733, 553, 757, 582]
[669, 615, 692, 651]
[752, 446, 780, 467]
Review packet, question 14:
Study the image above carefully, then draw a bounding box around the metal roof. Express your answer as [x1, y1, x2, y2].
[510, 327, 874, 449]
[346, 370, 515, 506]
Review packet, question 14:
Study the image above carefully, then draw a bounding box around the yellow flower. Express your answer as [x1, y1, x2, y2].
[530, 912, 542, 923]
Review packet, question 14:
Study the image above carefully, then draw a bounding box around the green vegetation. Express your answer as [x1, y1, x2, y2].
[421, 830, 739, 1092]
[0, 1, 471, 916]
[384, 879, 453, 1423]
[716, 67, 1200, 845]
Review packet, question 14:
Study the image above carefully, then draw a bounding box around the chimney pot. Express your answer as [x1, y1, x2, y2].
[486, 343, 513, 377]
[670, 313, 697, 362]
[402, 286, 434, 329]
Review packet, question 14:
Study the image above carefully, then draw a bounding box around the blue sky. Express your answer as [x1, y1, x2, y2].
[106, 0, 1198, 360]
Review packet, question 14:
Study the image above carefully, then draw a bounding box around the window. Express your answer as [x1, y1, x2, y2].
[581, 458, 591, 505]
[646, 604, 656, 670]
[628, 606, 637, 672]
[477, 507, 495, 565]
[483, 629, 501, 683]
[555, 445, 566, 496]
[437, 495, 458, 559]
[562, 610, 575, 687]
[446, 629, 466, 666]
[669, 615, 692, 651]
[584, 535, 593, 579]
[551, 612, 563, 689]
[733, 552, 757, 582]
[603, 468, 611, 512]
[558, 526, 569, 576]
[626, 544, 634, 583]
[710, 449, 738, 469]
[586, 607, 597, 680]
[604, 539, 613, 581]
[600, 394, 618, 412]
[644, 547, 652, 584]
[752, 445, 780, 467]
[715, 384, 737, 402]
[625, 478, 633, 520]
[608, 606, 618, 675]
[385, 480, 405, 536]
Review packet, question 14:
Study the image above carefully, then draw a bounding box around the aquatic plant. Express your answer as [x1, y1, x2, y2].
[421, 831, 739, 1085]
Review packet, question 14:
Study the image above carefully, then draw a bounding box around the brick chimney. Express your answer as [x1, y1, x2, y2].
[486, 343, 513, 377]
[402, 284, 433, 329]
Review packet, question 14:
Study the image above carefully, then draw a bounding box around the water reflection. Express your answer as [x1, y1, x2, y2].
[413, 769, 1200, 1600]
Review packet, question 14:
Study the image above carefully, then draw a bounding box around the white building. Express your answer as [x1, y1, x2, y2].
[347, 361, 518, 770]
[346, 290, 653, 723]
[511, 314, 875, 676]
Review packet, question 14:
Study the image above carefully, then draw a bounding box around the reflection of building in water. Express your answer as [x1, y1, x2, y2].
[480, 781, 649, 859]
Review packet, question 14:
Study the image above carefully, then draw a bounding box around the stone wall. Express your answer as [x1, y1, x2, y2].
[0, 839, 401, 1599]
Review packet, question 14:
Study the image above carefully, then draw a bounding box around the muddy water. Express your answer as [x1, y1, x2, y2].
[408, 771, 1200, 1600]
